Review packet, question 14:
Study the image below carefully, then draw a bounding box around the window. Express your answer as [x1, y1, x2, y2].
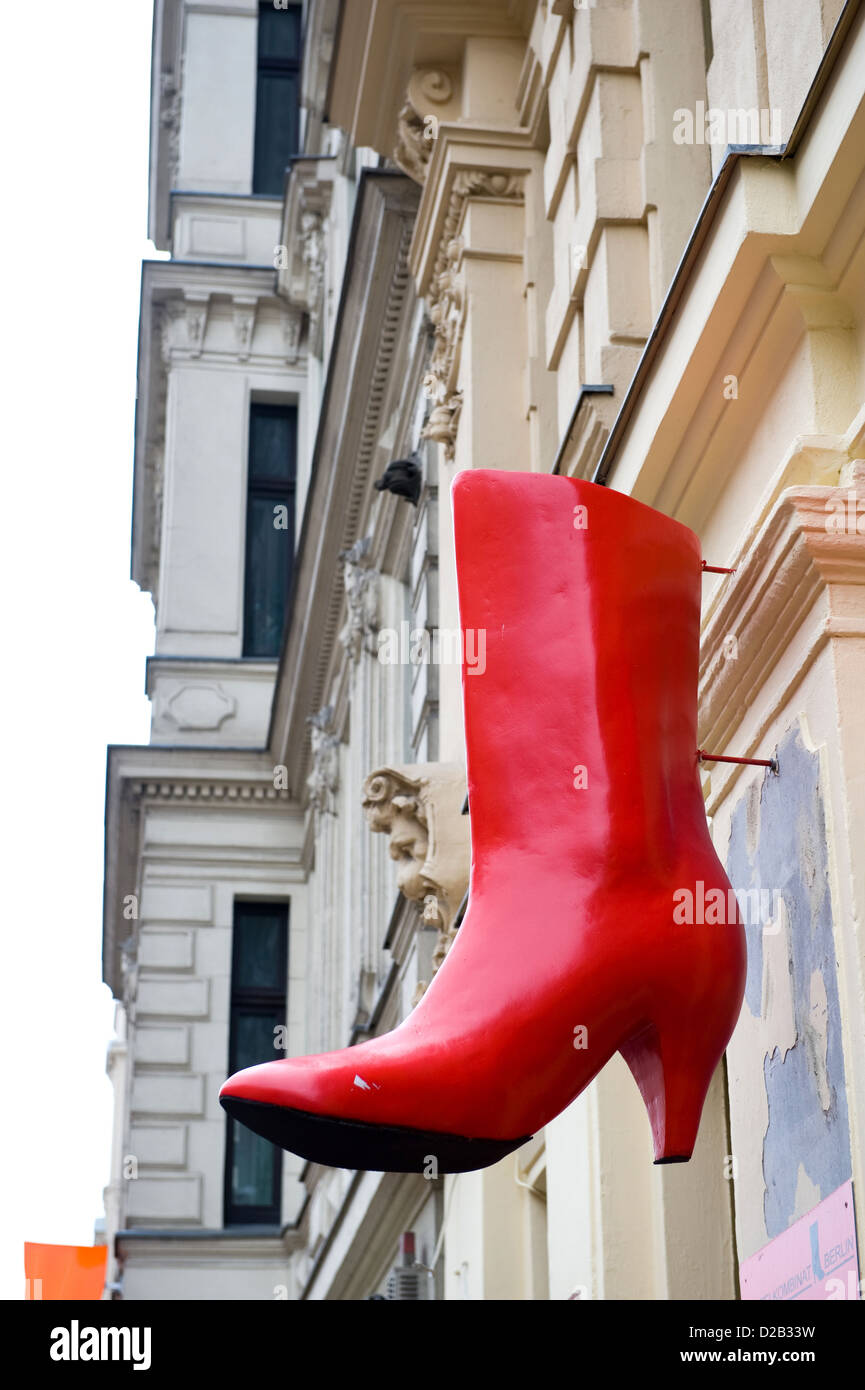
[253, 2, 302, 196]
[224, 902, 289, 1226]
[243, 402, 297, 658]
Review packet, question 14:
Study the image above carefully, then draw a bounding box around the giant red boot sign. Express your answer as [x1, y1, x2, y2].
[220, 472, 746, 1172]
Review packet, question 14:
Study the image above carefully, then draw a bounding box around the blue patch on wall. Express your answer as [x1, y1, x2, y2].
[725, 724, 851, 1237]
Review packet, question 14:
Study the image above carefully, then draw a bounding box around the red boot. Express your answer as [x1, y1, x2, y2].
[220, 471, 746, 1172]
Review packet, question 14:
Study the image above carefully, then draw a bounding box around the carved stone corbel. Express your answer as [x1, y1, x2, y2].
[393, 67, 460, 185]
[184, 292, 210, 357]
[232, 296, 259, 362]
[362, 763, 470, 1000]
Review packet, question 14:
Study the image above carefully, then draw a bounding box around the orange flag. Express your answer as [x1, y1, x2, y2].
[24, 1243, 107, 1301]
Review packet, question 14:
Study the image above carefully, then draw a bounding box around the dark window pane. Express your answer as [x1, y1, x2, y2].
[233, 907, 285, 990]
[229, 1012, 282, 1214]
[225, 903, 288, 1225]
[249, 407, 296, 483]
[231, 1120, 278, 1210]
[258, 5, 301, 62]
[253, 71, 299, 196]
[243, 405, 296, 658]
[243, 494, 294, 657]
[234, 1008, 282, 1069]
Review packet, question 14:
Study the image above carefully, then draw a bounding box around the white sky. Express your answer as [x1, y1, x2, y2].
[0, 0, 161, 1297]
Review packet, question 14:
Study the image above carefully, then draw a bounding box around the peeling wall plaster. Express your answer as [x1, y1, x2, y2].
[725, 723, 851, 1245]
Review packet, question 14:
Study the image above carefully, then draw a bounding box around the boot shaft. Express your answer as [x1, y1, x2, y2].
[452, 471, 707, 880]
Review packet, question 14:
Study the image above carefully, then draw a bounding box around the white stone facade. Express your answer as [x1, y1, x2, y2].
[104, 0, 864, 1299]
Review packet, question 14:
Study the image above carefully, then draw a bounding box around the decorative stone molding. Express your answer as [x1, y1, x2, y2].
[362, 763, 469, 998]
[146, 438, 165, 589]
[699, 464, 865, 811]
[119, 931, 139, 1010]
[161, 682, 236, 732]
[338, 538, 380, 661]
[159, 70, 182, 188]
[306, 706, 340, 815]
[154, 280, 296, 370]
[129, 780, 291, 804]
[300, 212, 326, 346]
[421, 171, 525, 460]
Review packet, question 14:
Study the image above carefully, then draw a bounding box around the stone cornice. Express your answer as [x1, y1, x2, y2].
[116, 1230, 301, 1263]
[699, 470, 865, 810]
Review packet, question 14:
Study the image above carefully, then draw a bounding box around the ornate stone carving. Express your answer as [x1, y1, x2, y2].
[338, 538, 380, 661]
[300, 211, 326, 349]
[160, 71, 182, 187]
[119, 932, 139, 1011]
[421, 171, 525, 460]
[393, 68, 457, 185]
[276, 161, 335, 359]
[148, 438, 165, 582]
[306, 706, 340, 815]
[362, 763, 470, 999]
[394, 103, 430, 185]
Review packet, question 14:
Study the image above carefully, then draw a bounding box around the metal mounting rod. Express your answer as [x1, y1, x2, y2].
[698, 750, 779, 773]
[702, 561, 736, 574]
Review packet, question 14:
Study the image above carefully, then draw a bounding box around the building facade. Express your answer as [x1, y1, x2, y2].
[103, 0, 865, 1299]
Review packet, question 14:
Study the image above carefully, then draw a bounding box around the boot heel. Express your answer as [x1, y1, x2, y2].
[620, 1019, 724, 1164]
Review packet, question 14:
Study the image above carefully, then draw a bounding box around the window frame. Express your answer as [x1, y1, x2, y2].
[242, 401, 297, 660]
[223, 901, 289, 1228]
[252, 1, 302, 196]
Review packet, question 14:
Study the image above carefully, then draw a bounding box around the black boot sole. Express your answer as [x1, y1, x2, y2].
[220, 1095, 531, 1173]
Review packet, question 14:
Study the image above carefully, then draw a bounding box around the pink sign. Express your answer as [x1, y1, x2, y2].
[740, 1180, 859, 1300]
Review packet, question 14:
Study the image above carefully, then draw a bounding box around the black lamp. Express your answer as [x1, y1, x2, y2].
[374, 455, 422, 506]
